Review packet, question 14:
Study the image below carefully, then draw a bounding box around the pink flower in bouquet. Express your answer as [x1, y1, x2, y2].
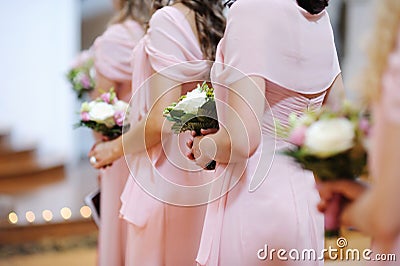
[81, 112, 90, 121]
[113, 111, 125, 126]
[359, 117, 370, 136]
[100, 92, 117, 104]
[100, 92, 111, 104]
[80, 75, 91, 89]
[288, 125, 307, 146]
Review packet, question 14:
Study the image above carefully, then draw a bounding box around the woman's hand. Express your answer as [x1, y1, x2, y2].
[88, 137, 123, 169]
[190, 136, 214, 169]
[186, 128, 218, 168]
[316, 179, 369, 212]
[186, 129, 218, 163]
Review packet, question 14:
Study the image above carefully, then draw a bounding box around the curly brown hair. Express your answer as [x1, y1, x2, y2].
[109, 0, 152, 27]
[151, 0, 226, 61]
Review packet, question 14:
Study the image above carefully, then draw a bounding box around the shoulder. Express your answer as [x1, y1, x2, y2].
[230, 0, 279, 14]
[229, 0, 298, 20]
[96, 20, 143, 46]
[149, 6, 181, 27]
[105, 20, 142, 39]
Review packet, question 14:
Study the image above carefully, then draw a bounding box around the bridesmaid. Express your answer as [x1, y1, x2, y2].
[317, 0, 400, 262]
[89, 0, 150, 265]
[190, 0, 343, 265]
[89, 0, 225, 265]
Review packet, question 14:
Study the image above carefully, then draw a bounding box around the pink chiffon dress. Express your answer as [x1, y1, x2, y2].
[120, 6, 212, 265]
[367, 28, 400, 265]
[93, 19, 144, 266]
[196, 0, 340, 265]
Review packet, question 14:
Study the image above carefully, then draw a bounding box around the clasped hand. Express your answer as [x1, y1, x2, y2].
[186, 128, 218, 169]
[88, 137, 123, 169]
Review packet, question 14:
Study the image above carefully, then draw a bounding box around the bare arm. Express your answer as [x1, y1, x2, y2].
[89, 73, 182, 168]
[193, 76, 266, 166]
[122, 73, 182, 155]
[342, 119, 400, 247]
[317, 108, 400, 251]
[91, 71, 118, 100]
[322, 74, 345, 109]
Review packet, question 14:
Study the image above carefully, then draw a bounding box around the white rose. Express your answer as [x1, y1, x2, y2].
[113, 100, 129, 112]
[304, 118, 355, 158]
[174, 87, 207, 114]
[89, 102, 115, 123]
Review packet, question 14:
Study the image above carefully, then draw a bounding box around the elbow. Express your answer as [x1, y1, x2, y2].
[144, 117, 163, 140]
[231, 136, 260, 160]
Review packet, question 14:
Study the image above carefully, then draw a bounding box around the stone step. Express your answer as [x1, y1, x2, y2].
[0, 146, 36, 169]
[0, 129, 10, 148]
[0, 160, 65, 194]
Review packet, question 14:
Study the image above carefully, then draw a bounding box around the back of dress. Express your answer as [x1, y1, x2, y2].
[212, 0, 340, 144]
[197, 0, 340, 265]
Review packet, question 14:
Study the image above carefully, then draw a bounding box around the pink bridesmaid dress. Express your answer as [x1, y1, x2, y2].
[93, 19, 144, 266]
[119, 6, 212, 265]
[367, 28, 400, 265]
[197, 0, 340, 265]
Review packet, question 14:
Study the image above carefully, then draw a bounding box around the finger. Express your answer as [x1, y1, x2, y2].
[187, 152, 195, 160]
[317, 201, 327, 213]
[88, 146, 95, 157]
[94, 161, 106, 169]
[191, 130, 197, 137]
[201, 128, 218, 135]
[334, 180, 367, 200]
[186, 139, 193, 149]
[316, 183, 334, 201]
[101, 163, 113, 169]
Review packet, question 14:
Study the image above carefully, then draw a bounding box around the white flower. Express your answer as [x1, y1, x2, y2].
[73, 72, 85, 84]
[113, 100, 129, 112]
[174, 87, 207, 114]
[304, 118, 355, 158]
[89, 102, 115, 124]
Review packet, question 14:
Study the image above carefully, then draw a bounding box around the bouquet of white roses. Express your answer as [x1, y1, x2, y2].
[76, 88, 130, 139]
[163, 81, 219, 135]
[163, 81, 218, 169]
[280, 101, 370, 237]
[67, 50, 95, 99]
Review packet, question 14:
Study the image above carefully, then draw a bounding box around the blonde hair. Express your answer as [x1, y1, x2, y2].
[108, 0, 152, 27]
[360, 0, 400, 102]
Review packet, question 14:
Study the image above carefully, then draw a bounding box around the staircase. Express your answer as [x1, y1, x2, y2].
[0, 129, 65, 194]
[0, 128, 98, 249]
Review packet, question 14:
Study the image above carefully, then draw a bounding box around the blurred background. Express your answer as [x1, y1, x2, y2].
[0, 0, 377, 265]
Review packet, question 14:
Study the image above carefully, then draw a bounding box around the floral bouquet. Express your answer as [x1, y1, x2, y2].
[67, 50, 95, 99]
[163, 81, 219, 170]
[279, 101, 370, 237]
[75, 89, 130, 140]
